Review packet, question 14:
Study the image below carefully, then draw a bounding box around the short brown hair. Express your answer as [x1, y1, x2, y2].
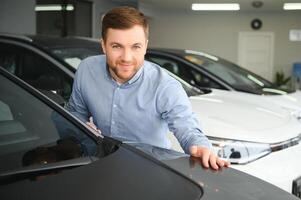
[101, 6, 149, 41]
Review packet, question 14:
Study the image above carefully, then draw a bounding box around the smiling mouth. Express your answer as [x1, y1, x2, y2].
[119, 63, 134, 70]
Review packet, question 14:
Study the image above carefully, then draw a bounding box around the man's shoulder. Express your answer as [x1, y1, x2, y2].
[81, 54, 106, 68]
[76, 55, 106, 74]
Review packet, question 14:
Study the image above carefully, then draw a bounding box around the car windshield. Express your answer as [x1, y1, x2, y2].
[183, 50, 295, 95]
[165, 70, 206, 97]
[51, 47, 100, 69]
[0, 71, 117, 178]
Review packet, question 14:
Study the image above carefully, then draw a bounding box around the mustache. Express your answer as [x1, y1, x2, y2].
[118, 60, 135, 65]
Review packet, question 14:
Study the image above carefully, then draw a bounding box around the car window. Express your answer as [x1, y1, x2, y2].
[0, 42, 73, 101]
[146, 54, 224, 90]
[183, 52, 292, 94]
[186, 54, 264, 88]
[51, 47, 100, 69]
[0, 73, 98, 174]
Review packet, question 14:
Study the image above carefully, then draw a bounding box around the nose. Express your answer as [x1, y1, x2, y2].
[121, 48, 132, 62]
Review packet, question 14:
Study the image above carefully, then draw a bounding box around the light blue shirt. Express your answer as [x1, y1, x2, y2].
[65, 55, 211, 153]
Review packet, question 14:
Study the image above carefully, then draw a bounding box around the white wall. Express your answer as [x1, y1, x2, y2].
[147, 10, 301, 80]
[0, 0, 36, 34]
[91, 0, 138, 38]
[91, 0, 120, 38]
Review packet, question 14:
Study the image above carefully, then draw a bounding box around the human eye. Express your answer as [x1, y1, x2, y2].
[112, 44, 121, 49]
[132, 45, 142, 50]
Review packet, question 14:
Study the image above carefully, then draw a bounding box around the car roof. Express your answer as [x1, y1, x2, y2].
[148, 47, 185, 54]
[0, 33, 186, 54]
[0, 33, 101, 51]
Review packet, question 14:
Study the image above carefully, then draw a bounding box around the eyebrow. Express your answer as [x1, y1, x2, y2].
[109, 42, 122, 46]
[109, 42, 143, 46]
[132, 43, 143, 46]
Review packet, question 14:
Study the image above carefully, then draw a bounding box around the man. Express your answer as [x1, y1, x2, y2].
[66, 6, 229, 170]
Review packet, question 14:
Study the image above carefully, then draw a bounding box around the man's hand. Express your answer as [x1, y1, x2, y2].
[189, 145, 230, 170]
[86, 121, 102, 136]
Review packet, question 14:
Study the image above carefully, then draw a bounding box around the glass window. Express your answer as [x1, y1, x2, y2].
[0, 74, 97, 174]
[146, 54, 224, 89]
[51, 47, 100, 69]
[183, 52, 294, 94]
[0, 42, 73, 101]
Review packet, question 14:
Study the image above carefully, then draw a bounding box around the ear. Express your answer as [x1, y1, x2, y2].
[101, 38, 106, 54]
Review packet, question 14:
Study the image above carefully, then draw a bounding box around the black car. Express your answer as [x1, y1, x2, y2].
[0, 34, 209, 103]
[145, 49, 295, 95]
[0, 65, 299, 200]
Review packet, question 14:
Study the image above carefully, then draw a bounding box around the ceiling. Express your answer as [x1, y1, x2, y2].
[137, 0, 301, 12]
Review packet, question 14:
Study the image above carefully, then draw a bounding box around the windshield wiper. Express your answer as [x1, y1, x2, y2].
[0, 156, 98, 184]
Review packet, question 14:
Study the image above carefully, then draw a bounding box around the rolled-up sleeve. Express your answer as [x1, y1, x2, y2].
[157, 80, 212, 154]
[65, 61, 90, 123]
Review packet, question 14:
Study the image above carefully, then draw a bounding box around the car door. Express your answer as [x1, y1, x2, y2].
[0, 39, 73, 102]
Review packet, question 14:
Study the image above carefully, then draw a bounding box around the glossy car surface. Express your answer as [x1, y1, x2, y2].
[1, 34, 301, 197]
[1, 67, 299, 200]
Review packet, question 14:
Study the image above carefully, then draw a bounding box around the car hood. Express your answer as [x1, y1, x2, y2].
[0, 145, 202, 200]
[263, 90, 301, 111]
[163, 157, 298, 200]
[1, 143, 298, 200]
[130, 143, 298, 200]
[230, 89, 301, 112]
[189, 89, 301, 143]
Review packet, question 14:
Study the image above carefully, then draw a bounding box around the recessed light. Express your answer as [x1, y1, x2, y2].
[192, 3, 240, 11]
[283, 3, 301, 10]
[35, 4, 74, 12]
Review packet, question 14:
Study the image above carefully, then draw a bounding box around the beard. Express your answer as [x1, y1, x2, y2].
[108, 59, 142, 83]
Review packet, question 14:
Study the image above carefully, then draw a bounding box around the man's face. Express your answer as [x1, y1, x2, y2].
[101, 25, 148, 84]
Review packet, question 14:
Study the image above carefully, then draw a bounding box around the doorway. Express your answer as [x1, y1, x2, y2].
[238, 32, 274, 81]
[36, 0, 92, 37]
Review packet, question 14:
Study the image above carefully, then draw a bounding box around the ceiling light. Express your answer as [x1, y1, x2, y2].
[35, 4, 74, 11]
[283, 3, 301, 10]
[192, 3, 240, 11]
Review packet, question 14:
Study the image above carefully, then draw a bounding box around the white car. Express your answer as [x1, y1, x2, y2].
[232, 89, 301, 118]
[169, 79, 301, 194]
[146, 48, 301, 195]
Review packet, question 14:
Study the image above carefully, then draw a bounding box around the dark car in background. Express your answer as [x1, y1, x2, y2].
[0, 34, 102, 104]
[0, 62, 299, 200]
[146, 49, 294, 95]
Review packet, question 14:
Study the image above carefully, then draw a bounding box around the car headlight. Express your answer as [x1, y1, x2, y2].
[208, 137, 272, 164]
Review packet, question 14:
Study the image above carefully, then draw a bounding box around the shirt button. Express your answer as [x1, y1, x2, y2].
[112, 121, 115, 125]
[113, 104, 117, 108]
